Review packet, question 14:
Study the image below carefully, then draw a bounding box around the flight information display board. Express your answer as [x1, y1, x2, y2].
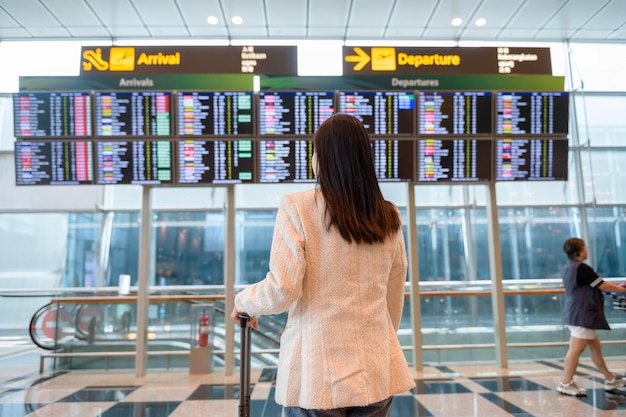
[372, 140, 415, 182]
[418, 91, 492, 135]
[495, 138, 568, 181]
[14, 141, 93, 185]
[13, 92, 92, 138]
[417, 138, 492, 182]
[496, 91, 569, 135]
[257, 140, 315, 183]
[338, 91, 415, 136]
[258, 91, 334, 135]
[94, 92, 172, 137]
[176, 91, 253, 136]
[95, 140, 173, 185]
[176, 140, 254, 184]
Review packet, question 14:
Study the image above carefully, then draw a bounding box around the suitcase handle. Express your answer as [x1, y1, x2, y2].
[239, 313, 251, 417]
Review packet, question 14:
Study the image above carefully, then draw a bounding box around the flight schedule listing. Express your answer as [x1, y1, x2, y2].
[14, 141, 93, 185]
[177, 91, 253, 136]
[495, 138, 568, 181]
[338, 92, 415, 135]
[95, 141, 173, 185]
[13, 92, 91, 138]
[496, 92, 569, 135]
[177, 140, 254, 184]
[258, 91, 334, 135]
[372, 140, 415, 182]
[418, 91, 492, 135]
[258, 140, 315, 183]
[417, 139, 492, 182]
[95, 92, 171, 137]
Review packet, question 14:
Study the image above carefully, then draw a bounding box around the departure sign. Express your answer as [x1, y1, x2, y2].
[418, 91, 492, 135]
[14, 141, 93, 185]
[95, 92, 171, 137]
[338, 91, 415, 136]
[13, 92, 91, 138]
[496, 92, 569, 135]
[95, 140, 173, 184]
[417, 138, 492, 182]
[372, 140, 415, 182]
[258, 140, 315, 183]
[495, 138, 568, 181]
[176, 140, 254, 184]
[258, 91, 334, 135]
[176, 91, 253, 136]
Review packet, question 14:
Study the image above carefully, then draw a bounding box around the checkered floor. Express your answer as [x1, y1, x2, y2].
[1, 339, 625, 416]
[2, 363, 626, 416]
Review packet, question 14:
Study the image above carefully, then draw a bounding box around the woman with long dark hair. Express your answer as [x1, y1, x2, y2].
[231, 113, 414, 416]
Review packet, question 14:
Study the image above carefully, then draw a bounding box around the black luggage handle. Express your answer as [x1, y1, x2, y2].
[239, 313, 251, 417]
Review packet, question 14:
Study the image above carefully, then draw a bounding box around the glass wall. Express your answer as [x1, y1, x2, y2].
[2, 41, 626, 365]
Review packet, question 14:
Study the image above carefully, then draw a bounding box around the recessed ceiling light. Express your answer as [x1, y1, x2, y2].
[231, 16, 243, 25]
[206, 16, 218, 25]
[451, 18, 463, 26]
[475, 18, 487, 27]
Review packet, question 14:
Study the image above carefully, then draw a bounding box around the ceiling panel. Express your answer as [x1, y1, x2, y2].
[133, 0, 185, 26]
[187, 26, 230, 37]
[1, 0, 60, 26]
[309, 0, 350, 27]
[41, 0, 101, 27]
[0, 0, 622, 42]
[221, 0, 266, 27]
[266, 0, 306, 26]
[570, 29, 617, 40]
[427, 0, 482, 27]
[0, 8, 19, 28]
[506, 0, 568, 29]
[178, 0, 223, 26]
[307, 27, 346, 38]
[543, 0, 605, 30]
[84, 0, 143, 27]
[67, 27, 110, 38]
[108, 26, 150, 38]
[388, 0, 435, 27]
[349, 0, 394, 26]
[582, 1, 626, 30]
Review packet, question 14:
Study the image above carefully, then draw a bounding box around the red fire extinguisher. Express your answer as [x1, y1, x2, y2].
[198, 309, 209, 347]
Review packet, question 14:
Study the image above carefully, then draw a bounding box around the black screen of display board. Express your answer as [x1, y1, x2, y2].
[176, 91, 254, 137]
[338, 91, 415, 136]
[13, 92, 92, 138]
[496, 91, 569, 135]
[258, 91, 335, 136]
[258, 139, 316, 183]
[418, 91, 493, 135]
[372, 139, 415, 182]
[95, 140, 173, 185]
[94, 92, 172, 137]
[14, 140, 94, 185]
[176, 140, 254, 184]
[416, 138, 492, 182]
[495, 138, 568, 181]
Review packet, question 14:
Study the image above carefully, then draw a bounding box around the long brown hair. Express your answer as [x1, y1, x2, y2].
[313, 113, 401, 244]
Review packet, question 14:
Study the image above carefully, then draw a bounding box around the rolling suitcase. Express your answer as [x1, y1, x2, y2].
[239, 313, 252, 417]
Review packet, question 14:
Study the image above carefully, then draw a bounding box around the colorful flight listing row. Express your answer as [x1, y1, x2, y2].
[14, 137, 568, 186]
[13, 90, 569, 139]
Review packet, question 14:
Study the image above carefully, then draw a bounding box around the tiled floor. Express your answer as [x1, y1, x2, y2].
[2, 333, 626, 416]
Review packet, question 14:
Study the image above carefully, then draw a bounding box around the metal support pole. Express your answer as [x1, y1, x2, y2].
[486, 182, 507, 368]
[224, 184, 236, 375]
[135, 185, 152, 377]
[407, 183, 423, 371]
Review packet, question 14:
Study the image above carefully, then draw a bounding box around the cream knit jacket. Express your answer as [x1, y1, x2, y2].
[235, 189, 415, 410]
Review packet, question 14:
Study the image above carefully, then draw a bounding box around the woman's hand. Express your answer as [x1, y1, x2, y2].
[230, 307, 258, 330]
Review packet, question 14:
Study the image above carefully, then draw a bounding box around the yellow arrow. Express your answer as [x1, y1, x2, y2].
[345, 47, 371, 71]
